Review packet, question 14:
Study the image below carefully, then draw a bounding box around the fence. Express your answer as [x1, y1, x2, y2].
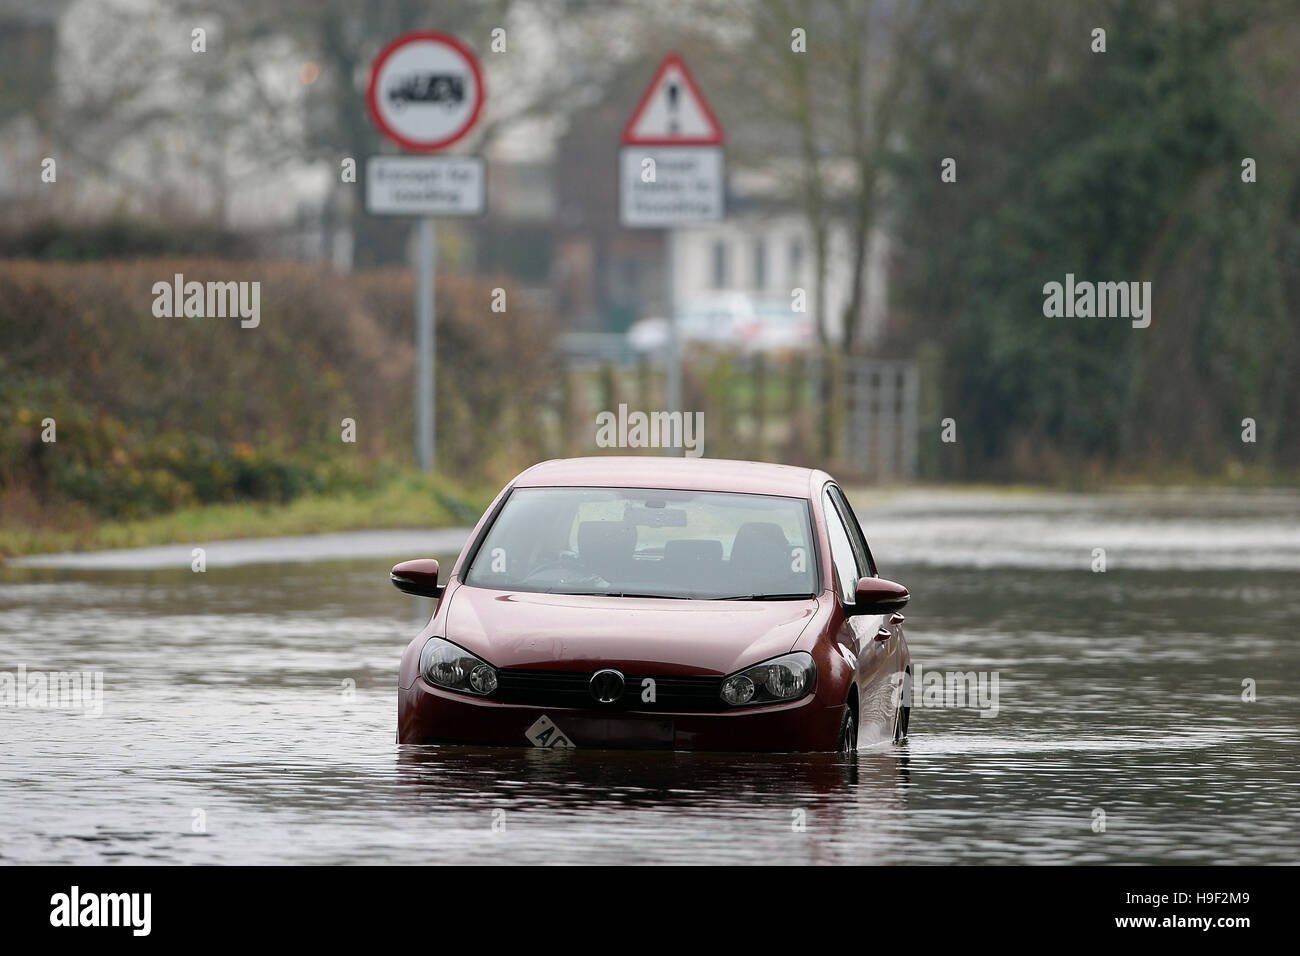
[844, 359, 920, 482]
[554, 352, 920, 483]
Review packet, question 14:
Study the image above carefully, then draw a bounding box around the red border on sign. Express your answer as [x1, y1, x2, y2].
[367, 30, 486, 152]
[621, 53, 725, 146]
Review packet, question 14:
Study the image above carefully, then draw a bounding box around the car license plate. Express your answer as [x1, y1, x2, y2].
[524, 715, 575, 748]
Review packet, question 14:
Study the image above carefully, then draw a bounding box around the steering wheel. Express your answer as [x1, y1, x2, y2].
[520, 558, 578, 581]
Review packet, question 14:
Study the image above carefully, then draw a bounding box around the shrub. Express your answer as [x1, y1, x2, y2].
[0, 260, 557, 518]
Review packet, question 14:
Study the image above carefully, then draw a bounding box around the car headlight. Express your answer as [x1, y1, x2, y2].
[720, 652, 816, 706]
[419, 638, 498, 696]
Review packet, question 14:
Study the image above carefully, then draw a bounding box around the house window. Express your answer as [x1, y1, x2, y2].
[711, 240, 728, 289]
[752, 238, 767, 291]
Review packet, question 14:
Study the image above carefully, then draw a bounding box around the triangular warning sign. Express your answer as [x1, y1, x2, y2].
[622, 54, 725, 146]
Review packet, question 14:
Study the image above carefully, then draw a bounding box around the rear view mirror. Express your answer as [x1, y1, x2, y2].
[623, 505, 689, 528]
[391, 558, 443, 598]
[849, 576, 909, 615]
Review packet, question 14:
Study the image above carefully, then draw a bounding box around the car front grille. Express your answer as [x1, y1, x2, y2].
[494, 668, 726, 711]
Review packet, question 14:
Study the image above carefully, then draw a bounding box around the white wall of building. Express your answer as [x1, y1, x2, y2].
[669, 213, 889, 346]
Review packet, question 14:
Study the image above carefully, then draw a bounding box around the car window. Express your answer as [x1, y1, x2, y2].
[823, 490, 860, 604]
[827, 485, 877, 577]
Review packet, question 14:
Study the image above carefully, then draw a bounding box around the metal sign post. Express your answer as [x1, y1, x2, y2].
[416, 217, 436, 471]
[367, 155, 484, 471]
[663, 228, 679, 427]
[618, 54, 726, 455]
[365, 31, 485, 474]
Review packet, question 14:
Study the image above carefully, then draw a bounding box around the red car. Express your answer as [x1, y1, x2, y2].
[394, 457, 911, 752]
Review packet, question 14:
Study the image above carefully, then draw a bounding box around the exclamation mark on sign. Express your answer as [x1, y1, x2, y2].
[666, 77, 680, 135]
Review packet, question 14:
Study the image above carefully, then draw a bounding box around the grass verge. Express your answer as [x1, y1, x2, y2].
[0, 473, 491, 561]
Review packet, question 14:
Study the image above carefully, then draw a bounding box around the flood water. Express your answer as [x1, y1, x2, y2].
[2, 490, 1297, 864]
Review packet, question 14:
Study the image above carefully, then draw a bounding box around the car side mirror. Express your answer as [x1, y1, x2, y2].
[391, 559, 443, 598]
[848, 576, 909, 615]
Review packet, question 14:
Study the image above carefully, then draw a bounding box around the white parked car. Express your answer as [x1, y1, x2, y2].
[628, 292, 816, 355]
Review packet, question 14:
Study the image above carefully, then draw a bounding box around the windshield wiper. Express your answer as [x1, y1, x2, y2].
[547, 590, 812, 601]
[582, 591, 690, 599]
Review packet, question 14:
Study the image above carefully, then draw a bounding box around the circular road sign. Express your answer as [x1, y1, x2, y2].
[367, 31, 485, 151]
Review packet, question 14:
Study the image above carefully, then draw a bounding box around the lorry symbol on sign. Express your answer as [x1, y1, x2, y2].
[387, 72, 466, 110]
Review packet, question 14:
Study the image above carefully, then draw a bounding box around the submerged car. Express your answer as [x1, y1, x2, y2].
[394, 457, 911, 752]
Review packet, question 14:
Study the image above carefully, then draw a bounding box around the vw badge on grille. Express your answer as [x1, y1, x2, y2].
[589, 669, 625, 704]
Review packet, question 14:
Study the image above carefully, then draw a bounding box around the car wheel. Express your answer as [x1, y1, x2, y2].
[837, 704, 857, 754]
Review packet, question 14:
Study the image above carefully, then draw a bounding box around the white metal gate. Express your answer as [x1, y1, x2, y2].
[844, 359, 919, 482]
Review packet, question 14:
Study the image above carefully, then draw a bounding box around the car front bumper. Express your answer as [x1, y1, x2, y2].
[398, 678, 843, 752]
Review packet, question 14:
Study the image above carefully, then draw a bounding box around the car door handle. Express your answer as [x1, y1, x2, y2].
[889, 613, 905, 625]
[875, 626, 892, 642]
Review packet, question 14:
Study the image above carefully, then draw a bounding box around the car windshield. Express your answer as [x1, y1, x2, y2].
[464, 486, 818, 600]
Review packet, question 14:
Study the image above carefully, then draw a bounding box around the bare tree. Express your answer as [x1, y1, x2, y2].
[47, 0, 634, 260]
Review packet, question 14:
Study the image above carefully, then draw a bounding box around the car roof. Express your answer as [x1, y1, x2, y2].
[513, 457, 825, 498]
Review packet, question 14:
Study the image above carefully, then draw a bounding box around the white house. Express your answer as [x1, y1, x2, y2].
[667, 212, 889, 347]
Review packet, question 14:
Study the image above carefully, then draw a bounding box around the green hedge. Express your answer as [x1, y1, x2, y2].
[0, 260, 555, 519]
